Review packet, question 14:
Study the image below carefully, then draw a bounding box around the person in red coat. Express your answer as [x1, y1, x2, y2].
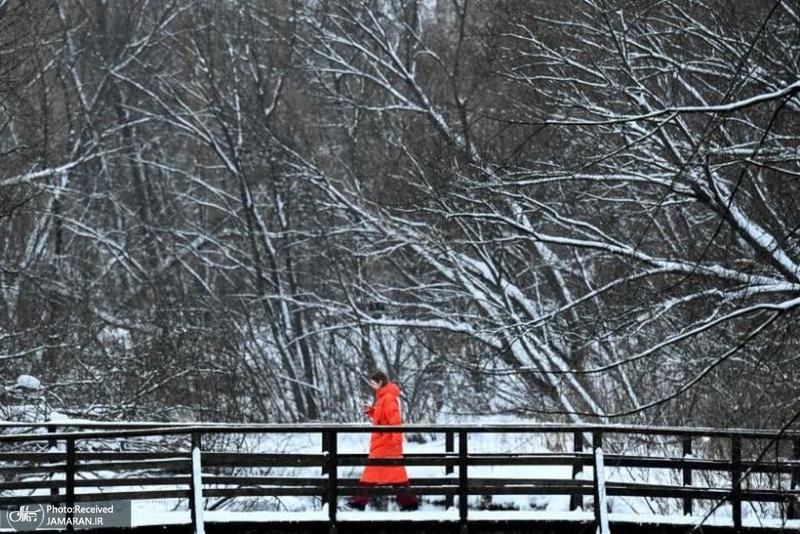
[346, 370, 419, 511]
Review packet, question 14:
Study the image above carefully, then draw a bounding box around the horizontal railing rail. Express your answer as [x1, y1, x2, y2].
[2, 421, 800, 439]
[1, 423, 799, 534]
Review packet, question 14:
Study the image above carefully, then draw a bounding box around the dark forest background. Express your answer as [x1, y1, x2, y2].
[1, 0, 799, 429]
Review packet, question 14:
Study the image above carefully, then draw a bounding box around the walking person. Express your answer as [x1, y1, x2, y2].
[346, 370, 420, 511]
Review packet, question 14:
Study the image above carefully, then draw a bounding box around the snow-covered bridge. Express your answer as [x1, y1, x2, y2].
[1, 422, 798, 534]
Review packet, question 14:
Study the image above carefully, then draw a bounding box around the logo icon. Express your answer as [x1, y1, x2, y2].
[5, 504, 45, 531]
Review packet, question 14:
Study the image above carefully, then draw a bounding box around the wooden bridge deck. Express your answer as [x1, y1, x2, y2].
[1, 422, 799, 533]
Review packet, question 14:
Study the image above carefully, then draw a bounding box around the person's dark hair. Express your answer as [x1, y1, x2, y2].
[370, 370, 389, 386]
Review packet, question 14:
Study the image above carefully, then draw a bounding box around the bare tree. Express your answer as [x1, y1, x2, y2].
[292, 0, 800, 424]
[1, 0, 797, 429]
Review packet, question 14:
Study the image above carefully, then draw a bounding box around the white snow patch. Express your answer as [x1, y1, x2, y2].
[98, 326, 134, 350]
[15, 375, 41, 390]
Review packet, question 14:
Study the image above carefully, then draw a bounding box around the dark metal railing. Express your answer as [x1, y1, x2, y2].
[1, 422, 799, 534]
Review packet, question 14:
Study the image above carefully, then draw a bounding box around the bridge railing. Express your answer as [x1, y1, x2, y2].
[1, 423, 799, 534]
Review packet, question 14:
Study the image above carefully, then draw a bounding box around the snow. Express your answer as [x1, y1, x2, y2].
[191, 443, 205, 534]
[47, 411, 72, 421]
[124, 509, 800, 529]
[97, 326, 134, 351]
[14, 375, 41, 390]
[338, 509, 459, 522]
[593, 446, 610, 534]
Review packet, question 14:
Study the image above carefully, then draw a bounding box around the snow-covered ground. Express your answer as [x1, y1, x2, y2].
[2, 415, 798, 530]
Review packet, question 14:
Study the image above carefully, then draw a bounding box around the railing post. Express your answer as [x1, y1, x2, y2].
[570, 430, 583, 511]
[788, 438, 799, 520]
[321, 431, 330, 475]
[321, 431, 329, 507]
[326, 430, 338, 534]
[446, 431, 455, 509]
[48, 425, 59, 497]
[731, 436, 742, 532]
[458, 431, 468, 534]
[683, 435, 693, 515]
[189, 432, 205, 534]
[66, 437, 76, 533]
[592, 431, 610, 534]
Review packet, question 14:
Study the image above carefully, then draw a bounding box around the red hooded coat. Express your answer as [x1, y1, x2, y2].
[360, 381, 409, 485]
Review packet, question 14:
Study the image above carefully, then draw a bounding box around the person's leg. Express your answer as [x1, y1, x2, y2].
[346, 482, 372, 510]
[396, 483, 420, 510]
[346, 494, 369, 510]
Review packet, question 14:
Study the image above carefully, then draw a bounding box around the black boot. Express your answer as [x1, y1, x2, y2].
[345, 498, 367, 511]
